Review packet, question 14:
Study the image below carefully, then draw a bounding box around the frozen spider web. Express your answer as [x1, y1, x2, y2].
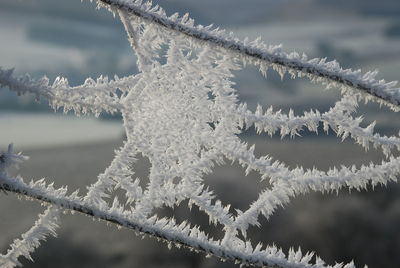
[0, 1, 400, 267]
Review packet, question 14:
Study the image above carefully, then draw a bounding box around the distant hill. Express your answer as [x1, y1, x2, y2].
[317, 0, 400, 17]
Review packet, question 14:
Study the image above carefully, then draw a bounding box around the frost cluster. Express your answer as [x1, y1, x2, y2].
[0, 0, 399, 267]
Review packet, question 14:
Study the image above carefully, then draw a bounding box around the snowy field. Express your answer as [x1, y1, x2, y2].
[0, 113, 123, 150]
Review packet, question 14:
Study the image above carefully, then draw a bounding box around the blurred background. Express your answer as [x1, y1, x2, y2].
[0, 0, 400, 267]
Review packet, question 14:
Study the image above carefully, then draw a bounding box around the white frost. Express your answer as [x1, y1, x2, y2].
[0, 0, 399, 268]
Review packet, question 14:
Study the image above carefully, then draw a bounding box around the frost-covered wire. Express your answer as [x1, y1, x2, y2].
[235, 94, 400, 156]
[0, 68, 138, 116]
[0, 207, 60, 268]
[0, 145, 60, 268]
[0, 170, 359, 268]
[95, 0, 400, 110]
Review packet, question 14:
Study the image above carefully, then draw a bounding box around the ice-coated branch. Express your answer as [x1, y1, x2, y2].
[95, 0, 400, 110]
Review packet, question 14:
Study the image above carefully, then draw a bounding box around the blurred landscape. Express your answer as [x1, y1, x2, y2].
[0, 0, 400, 267]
